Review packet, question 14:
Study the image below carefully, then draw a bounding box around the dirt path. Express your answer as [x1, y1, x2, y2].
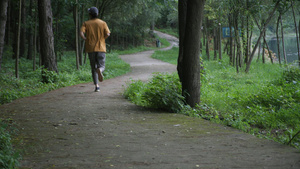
[1, 32, 300, 169]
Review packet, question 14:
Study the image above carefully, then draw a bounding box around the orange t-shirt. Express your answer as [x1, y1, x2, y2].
[81, 19, 110, 53]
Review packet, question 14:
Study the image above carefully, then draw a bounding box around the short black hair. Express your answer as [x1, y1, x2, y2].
[90, 13, 98, 18]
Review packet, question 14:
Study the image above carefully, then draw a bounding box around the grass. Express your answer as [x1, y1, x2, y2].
[0, 51, 130, 105]
[124, 46, 300, 149]
[152, 47, 178, 65]
[114, 33, 170, 55]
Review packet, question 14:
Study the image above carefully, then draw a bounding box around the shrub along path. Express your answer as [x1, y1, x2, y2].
[1, 32, 300, 169]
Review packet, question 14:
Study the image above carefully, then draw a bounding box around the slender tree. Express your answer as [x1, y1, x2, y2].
[276, 14, 282, 65]
[0, 0, 8, 71]
[16, 0, 22, 78]
[38, 0, 58, 73]
[280, 14, 287, 64]
[219, 23, 222, 60]
[20, 0, 26, 58]
[27, 0, 34, 60]
[74, 0, 80, 70]
[245, 0, 281, 73]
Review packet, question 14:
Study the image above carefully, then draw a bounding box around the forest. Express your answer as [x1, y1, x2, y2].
[0, 0, 300, 167]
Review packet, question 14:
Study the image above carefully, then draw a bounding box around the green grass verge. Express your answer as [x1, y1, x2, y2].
[125, 47, 300, 149]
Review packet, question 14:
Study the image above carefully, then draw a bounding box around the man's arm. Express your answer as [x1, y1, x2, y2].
[80, 31, 86, 40]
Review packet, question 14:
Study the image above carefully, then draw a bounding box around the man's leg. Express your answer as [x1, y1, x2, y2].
[88, 53, 100, 91]
[95, 52, 106, 82]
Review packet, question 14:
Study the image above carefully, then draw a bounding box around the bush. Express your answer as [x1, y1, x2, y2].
[0, 120, 20, 169]
[124, 73, 185, 113]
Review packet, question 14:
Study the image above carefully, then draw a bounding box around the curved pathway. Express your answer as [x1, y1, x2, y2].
[0, 32, 299, 169]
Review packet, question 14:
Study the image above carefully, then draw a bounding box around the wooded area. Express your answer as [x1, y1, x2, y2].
[0, 0, 300, 107]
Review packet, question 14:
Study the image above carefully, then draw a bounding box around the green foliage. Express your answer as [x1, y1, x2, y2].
[0, 120, 20, 169]
[282, 66, 300, 82]
[145, 46, 300, 149]
[124, 73, 185, 113]
[42, 69, 58, 83]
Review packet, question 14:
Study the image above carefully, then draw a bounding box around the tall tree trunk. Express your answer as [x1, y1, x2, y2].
[33, 0, 37, 71]
[38, 0, 58, 73]
[262, 29, 265, 63]
[205, 17, 210, 60]
[213, 26, 217, 60]
[74, 1, 80, 70]
[181, 0, 205, 107]
[245, 0, 280, 73]
[177, 0, 187, 82]
[20, 0, 26, 58]
[245, 0, 249, 64]
[0, 0, 8, 71]
[33, 7, 38, 71]
[280, 15, 287, 64]
[291, 0, 300, 67]
[5, 0, 10, 45]
[229, 14, 233, 65]
[219, 23, 222, 60]
[27, 0, 34, 60]
[276, 14, 281, 65]
[16, 0, 22, 78]
[233, 9, 241, 72]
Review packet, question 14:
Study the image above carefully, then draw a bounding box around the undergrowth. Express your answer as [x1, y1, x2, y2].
[124, 73, 184, 113]
[0, 120, 20, 168]
[124, 47, 300, 149]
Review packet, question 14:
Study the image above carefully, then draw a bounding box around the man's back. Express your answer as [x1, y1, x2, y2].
[81, 18, 110, 53]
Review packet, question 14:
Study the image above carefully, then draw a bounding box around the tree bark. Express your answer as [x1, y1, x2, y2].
[205, 17, 210, 60]
[20, 0, 26, 58]
[276, 14, 281, 65]
[27, 0, 34, 60]
[181, 0, 205, 107]
[229, 14, 233, 65]
[75, 1, 80, 70]
[38, 0, 58, 73]
[0, 0, 8, 71]
[233, 8, 241, 72]
[16, 0, 22, 78]
[213, 26, 217, 60]
[5, 0, 10, 45]
[177, 0, 187, 82]
[262, 29, 265, 63]
[219, 23, 222, 60]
